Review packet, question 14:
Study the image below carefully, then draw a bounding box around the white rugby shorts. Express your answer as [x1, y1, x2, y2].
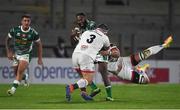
[13, 54, 30, 66]
[72, 52, 95, 73]
[108, 57, 133, 80]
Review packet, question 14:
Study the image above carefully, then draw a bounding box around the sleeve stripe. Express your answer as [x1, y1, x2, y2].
[35, 38, 40, 42]
[8, 33, 12, 38]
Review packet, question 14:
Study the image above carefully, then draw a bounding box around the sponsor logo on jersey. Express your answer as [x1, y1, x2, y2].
[17, 33, 20, 36]
[22, 34, 26, 37]
[81, 45, 88, 50]
[28, 35, 31, 38]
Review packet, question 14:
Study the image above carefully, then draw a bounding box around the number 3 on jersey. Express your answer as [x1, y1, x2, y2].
[87, 34, 96, 43]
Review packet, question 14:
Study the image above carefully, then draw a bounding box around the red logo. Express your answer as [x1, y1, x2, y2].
[147, 68, 169, 83]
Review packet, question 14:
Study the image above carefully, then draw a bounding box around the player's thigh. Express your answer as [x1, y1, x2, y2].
[16, 54, 30, 63]
[79, 54, 95, 83]
[98, 62, 108, 74]
[95, 54, 108, 74]
[17, 60, 29, 74]
[118, 57, 133, 80]
[79, 54, 95, 72]
[120, 57, 133, 68]
[16, 54, 30, 74]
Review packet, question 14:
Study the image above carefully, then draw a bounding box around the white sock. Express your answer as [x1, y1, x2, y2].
[105, 86, 111, 89]
[148, 45, 164, 55]
[77, 78, 88, 88]
[25, 73, 29, 80]
[11, 87, 16, 92]
[11, 80, 20, 92]
[13, 80, 20, 85]
[139, 45, 164, 60]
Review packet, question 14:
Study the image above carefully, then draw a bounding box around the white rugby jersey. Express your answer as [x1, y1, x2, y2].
[73, 29, 110, 60]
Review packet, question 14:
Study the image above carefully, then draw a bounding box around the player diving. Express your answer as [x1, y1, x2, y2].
[106, 35, 173, 84]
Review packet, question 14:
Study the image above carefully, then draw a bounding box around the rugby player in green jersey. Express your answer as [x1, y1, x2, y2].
[5, 14, 43, 96]
[69, 13, 114, 101]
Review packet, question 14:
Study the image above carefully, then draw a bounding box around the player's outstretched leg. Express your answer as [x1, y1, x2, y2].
[97, 62, 114, 101]
[132, 35, 173, 66]
[89, 77, 101, 97]
[7, 80, 20, 96]
[90, 88, 101, 97]
[162, 35, 173, 48]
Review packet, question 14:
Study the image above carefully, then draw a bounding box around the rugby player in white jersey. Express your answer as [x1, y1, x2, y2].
[107, 35, 173, 84]
[66, 24, 114, 101]
[70, 13, 114, 101]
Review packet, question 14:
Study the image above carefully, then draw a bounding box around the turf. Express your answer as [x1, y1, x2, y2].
[0, 84, 180, 109]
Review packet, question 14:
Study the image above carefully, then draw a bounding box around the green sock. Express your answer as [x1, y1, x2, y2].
[12, 83, 19, 88]
[106, 86, 112, 98]
[89, 82, 98, 90]
[72, 83, 79, 90]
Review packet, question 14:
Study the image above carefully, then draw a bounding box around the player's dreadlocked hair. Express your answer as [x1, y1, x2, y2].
[76, 12, 86, 17]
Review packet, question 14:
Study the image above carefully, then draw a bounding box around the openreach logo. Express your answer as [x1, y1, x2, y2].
[0, 66, 80, 81]
[0, 66, 16, 78]
[34, 66, 80, 81]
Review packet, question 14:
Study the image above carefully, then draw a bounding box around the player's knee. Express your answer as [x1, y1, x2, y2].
[77, 78, 88, 88]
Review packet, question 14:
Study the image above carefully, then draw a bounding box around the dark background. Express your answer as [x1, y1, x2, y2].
[0, 0, 179, 59]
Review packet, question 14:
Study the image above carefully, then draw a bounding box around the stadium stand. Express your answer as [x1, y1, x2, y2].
[0, 0, 179, 59]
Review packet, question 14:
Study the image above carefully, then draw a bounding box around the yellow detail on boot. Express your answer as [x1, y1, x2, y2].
[163, 35, 173, 48]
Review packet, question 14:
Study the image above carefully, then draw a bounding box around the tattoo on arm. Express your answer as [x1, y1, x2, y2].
[5, 36, 11, 53]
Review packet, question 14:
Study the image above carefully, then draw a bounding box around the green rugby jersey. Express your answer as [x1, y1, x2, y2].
[80, 20, 96, 33]
[8, 26, 40, 55]
[71, 19, 96, 47]
[73, 19, 96, 33]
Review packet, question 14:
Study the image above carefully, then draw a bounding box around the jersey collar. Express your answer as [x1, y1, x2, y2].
[20, 26, 31, 33]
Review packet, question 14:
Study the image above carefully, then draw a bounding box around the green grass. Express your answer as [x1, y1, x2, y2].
[0, 84, 180, 109]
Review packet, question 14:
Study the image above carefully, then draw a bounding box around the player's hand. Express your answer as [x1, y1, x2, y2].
[37, 58, 43, 66]
[72, 27, 80, 35]
[72, 32, 80, 41]
[70, 34, 80, 46]
[7, 51, 14, 60]
[73, 36, 80, 41]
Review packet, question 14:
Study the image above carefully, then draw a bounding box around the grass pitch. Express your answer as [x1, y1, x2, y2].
[0, 84, 180, 109]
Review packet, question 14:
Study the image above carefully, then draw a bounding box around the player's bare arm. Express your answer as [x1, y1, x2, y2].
[71, 28, 80, 40]
[5, 36, 13, 60]
[70, 25, 81, 46]
[35, 40, 43, 65]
